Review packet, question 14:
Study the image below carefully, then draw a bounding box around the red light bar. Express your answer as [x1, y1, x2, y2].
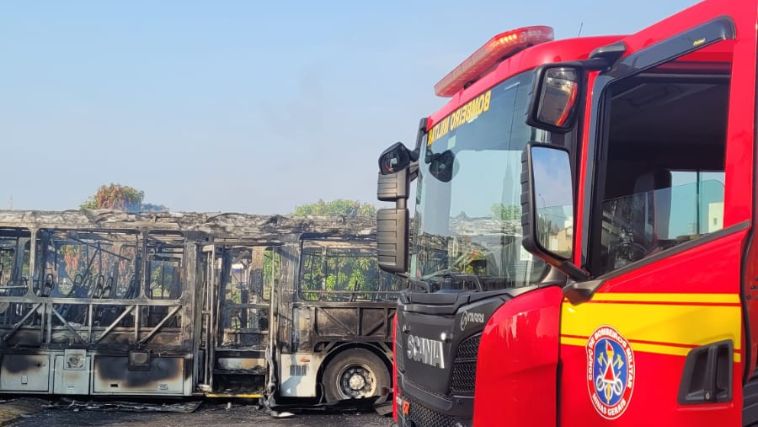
[434, 26, 554, 97]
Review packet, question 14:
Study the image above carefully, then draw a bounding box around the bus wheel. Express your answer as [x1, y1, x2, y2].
[323, 348, 389, 402]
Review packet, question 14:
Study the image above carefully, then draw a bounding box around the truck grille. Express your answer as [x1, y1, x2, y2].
[449, 333, 480, 394]
[408, 399, 459, 427]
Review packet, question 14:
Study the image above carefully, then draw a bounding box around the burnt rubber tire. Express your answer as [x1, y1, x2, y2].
[322, 348, 390, 403]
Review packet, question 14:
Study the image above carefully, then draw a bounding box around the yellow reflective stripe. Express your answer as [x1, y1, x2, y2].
[587, 293, 740, 304]
[561, 302, 741, 350]
[560, 336, 741, 363]
[560, 336, 586, 347]
[206, 393, 263, 399]
[562, 293, 742, 363]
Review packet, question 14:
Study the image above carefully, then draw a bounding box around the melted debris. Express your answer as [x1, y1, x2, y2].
[43, 398, 202, 413]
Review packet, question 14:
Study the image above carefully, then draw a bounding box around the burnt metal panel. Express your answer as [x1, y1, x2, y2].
[311, 304, 395, 341]
[216, 357, 265, 371]
[275, 244, 298, 353]
[0, 211, 376, 244]
[0, 354, 50, 392]
[53, 350, 90, 394]
[278, 352, 324, 397]
[93, 355, 186, 395]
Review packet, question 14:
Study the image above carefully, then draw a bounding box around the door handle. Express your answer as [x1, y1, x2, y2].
[678, 340, 733, 404]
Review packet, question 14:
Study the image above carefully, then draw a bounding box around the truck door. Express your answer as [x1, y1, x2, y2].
[560, 1, 756, 425]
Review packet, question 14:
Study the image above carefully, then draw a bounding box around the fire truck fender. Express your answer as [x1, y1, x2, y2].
[473, 285, 563, 426]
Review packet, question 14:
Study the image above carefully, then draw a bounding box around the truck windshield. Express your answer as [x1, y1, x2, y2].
[412, 71, 549, 287]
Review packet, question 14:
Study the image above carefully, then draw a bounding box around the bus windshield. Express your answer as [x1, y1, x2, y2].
[411, 71, 550, 288]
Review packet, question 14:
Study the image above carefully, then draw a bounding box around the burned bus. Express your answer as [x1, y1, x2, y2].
[0, 210, 400, 403]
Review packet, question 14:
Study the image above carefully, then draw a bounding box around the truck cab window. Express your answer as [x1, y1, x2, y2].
[590, 43, 732, 275]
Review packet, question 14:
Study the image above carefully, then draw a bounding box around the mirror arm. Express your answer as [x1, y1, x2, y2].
[396, 197, 407, 210]
[563, 278, 603, 304]
[575, 42, 626, 73]
[408, 162, 419, 181]
[579, 57, 614, 72]
[587, 40, 626, 69]
[412, 117, 428, 161]
[558, 260, 591, 282]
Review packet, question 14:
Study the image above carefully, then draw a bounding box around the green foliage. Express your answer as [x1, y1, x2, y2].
[299, 250, 396, 302]
[262, 249, 280, 301]
[0, 242, 27, 285]
[149, 261, 179, 299]
[141, 203, 169, 212]
[292, 199, 376, 218]
[80, 183, 167, 213]
[491, 203, 521, 221]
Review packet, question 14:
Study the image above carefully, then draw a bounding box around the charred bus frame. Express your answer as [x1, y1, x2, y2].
[0, 210, 400, 403]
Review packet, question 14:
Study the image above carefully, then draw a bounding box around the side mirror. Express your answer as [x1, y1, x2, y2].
[377, 168, 409, 202]
[522, 144, 588, 280]
[527, 65, 582, 133]
[376, 208, 409, 273]
[377, 142, 416, 274]
[379, 142, 416, 175]
[427, 150, 456, 183]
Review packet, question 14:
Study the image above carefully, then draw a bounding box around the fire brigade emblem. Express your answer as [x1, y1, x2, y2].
[586, 326, 635, 420]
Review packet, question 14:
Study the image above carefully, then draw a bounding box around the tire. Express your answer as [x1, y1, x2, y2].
[322, 348, 390, 403]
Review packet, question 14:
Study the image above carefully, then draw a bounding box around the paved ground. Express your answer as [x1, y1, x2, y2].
[0, 399, 47, 426]
[2, 399, 390, 427]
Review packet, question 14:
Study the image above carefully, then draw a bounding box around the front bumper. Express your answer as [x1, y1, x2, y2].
[395, 382, 473, 427]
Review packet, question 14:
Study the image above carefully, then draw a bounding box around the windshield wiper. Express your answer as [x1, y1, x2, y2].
[419, 269, 485, 292]
[407, 278, 432, 293]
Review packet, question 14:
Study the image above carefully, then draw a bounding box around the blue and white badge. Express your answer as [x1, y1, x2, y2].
[586, 326, 635, 420]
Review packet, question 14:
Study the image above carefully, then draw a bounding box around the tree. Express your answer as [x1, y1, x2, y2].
[80, 184, 167, 213]
[140, 202, 170, 212]
[490, 203, 521, 221]
[292, 199, 376, 217]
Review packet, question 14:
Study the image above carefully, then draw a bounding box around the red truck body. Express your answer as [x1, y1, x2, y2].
[387, 0, 758, 425]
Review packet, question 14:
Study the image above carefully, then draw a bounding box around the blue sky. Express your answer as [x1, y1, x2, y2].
[0, 0, 695, 214]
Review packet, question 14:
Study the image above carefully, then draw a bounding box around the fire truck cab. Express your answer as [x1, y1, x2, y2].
[378, 0, 758, 425]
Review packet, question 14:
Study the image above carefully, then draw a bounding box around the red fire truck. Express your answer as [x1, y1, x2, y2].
[377, 0, 758, 425]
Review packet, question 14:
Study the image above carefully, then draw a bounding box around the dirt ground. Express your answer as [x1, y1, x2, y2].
[3, 399, 391, 427]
